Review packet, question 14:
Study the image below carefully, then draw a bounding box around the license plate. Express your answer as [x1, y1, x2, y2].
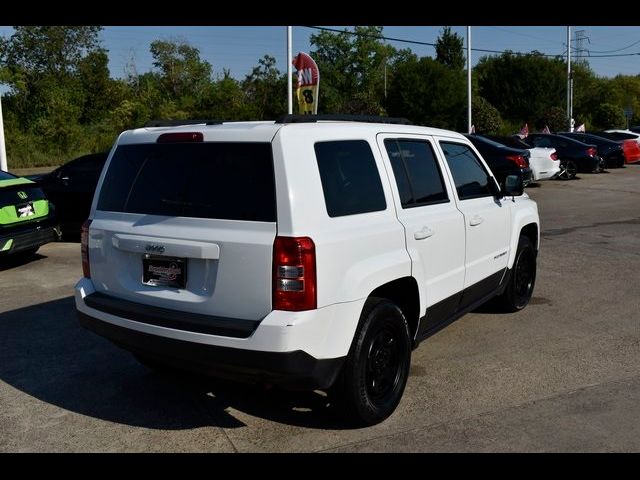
[142, 255, 186, 288]
[16, 201, 35, 218]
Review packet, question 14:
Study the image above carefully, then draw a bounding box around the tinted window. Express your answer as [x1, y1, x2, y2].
[531, 136, 553, 148]
[97, 142, 276, 222]
[0, 171, 17, 181]
[384, 139, 448, 208]
[440, 142, 492, 200]
[314, 140, 386, 217]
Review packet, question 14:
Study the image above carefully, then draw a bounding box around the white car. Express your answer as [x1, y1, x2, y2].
[75, 116, 540, 426]
[476, 135, 560, 181]
[527, 146, 561, 181]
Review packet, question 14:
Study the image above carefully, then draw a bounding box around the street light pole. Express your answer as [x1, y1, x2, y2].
[467, 26, 472, 134]
[567, 26, 572, 131]
[287, 26, 293, 115]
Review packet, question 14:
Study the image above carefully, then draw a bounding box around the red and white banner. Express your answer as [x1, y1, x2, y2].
[541, 125, 550, 134]
[292, 52, 320, 115]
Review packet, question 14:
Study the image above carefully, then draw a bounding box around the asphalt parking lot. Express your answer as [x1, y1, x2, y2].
[1, 166, 640, 452]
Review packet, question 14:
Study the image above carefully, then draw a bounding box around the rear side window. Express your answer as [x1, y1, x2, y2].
[97, 142, 276, 222]
[314, 140, 386, 217]
[440, 141, 492, 200]
[531, 136, 553, 148]
[0, 171, 17, 181]
[384, 139, 448, 208]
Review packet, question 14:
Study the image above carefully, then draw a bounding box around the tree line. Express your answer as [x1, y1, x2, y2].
[1, 26, 638, 168]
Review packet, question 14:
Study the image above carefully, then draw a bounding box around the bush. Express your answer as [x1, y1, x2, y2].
[592, 103, 625, 130]
[472, 97, 502, 134]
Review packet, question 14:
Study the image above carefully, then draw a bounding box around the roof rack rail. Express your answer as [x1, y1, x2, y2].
[144, 119, 224, 128]
[275, 114, 412, 125]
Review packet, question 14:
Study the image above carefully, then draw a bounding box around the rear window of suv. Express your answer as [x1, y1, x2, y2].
[97, 142, 276, 222]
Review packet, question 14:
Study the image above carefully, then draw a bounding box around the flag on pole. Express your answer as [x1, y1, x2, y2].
[576, 123, 585, 132]
[292, 52, 320, 115]
[541, 125, 551, 134]
[517, 123, 529, 139]
[469, 124, 475, 134]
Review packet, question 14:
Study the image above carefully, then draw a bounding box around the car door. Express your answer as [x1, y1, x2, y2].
[437, 140, 510, 309]
[378, 134, 465, 337]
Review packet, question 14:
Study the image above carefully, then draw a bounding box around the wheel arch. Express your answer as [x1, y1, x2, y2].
[368, 276, 421, 341]
[507, 203, 540, 269]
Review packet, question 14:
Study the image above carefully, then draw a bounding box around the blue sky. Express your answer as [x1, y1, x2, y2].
[1, 25, 639, 83]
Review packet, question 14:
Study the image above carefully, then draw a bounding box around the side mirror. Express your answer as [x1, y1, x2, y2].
[487, 175, 503, 198]
[504, 174, 524, 197]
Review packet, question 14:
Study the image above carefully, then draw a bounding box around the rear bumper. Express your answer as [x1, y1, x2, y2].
[532, 163, 561, 181]
[77, 311, 344, 389]
[74, 278, 362, 389]
[0, 217, 60, 255]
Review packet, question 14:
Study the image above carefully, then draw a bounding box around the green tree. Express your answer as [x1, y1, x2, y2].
[475, 52, 566, 124]
[386, 55, 466, 130]
[310, 26, 397, 114]
[435, 27, 465, 70]
[242, 55, 287, 119]
[592, 103, 625, 129]
[472, 96, 502, 134]
[150, 38, 212, 100]
[1, 26, 102, 76]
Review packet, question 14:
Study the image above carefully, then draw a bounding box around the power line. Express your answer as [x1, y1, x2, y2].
[589, 39, 640, 54]
[304, 25, 566, 57]
[304, 25, 640, 60]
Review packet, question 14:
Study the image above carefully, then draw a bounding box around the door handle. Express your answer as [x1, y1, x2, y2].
[414, 227, 435, 240]
[469, 215, 484, 226]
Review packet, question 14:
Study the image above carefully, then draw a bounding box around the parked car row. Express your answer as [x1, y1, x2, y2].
[470, 128, 640, 182]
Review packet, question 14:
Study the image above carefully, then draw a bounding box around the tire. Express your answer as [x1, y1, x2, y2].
[332, 297, 411, 426]
[558, 160, 577, 180]
[494, 236, 537, 312]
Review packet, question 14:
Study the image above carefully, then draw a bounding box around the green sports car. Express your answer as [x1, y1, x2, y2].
[0, 170, 60, 257]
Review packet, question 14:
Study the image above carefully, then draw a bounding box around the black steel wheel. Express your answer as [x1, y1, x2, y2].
[494, 235, 537, 312]
[332, 297, 411, 426]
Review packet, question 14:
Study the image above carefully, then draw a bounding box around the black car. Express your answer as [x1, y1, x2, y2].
[27, 152, 108, 238]
[464, 134, 533, 187]
[523, 134, 602, 179]
[558, 132, 625, 168]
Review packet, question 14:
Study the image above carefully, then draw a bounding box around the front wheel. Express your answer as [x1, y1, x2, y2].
[494, 236, 537, 312]
[332, 297, 411, 426]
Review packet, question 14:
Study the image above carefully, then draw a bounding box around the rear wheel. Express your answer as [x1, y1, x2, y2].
[332, 297, 411, 426]
[494, 235, 537, 312]
[558, 160, 577, 180]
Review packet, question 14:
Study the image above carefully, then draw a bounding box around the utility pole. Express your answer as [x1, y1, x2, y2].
[567, 26, 572, 131]
[0, 94, 7, 172]
[467, 26, 472, 134]
[287, 26, 293, 115]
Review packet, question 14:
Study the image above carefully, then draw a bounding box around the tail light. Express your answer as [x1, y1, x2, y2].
[587, 147, 597, 157]
[550, 151, 558, 161]
[81, 219, 92, 278]
[506, 154, 528, 168]
[273, 236, 316, 311]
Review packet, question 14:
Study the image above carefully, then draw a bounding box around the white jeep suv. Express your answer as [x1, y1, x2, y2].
[75, 115, 540, 426]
